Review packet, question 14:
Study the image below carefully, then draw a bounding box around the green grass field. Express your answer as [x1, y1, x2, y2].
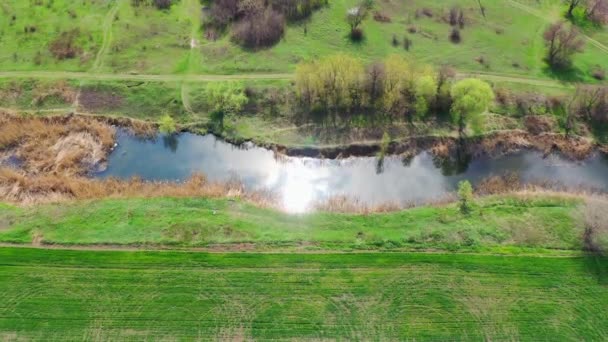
[0, 195, 586, 253]
[0, 247, 606, 340]
[0, 0, 109, 71]
[1, 0, 607, 80]
[191, 0, 608, 80]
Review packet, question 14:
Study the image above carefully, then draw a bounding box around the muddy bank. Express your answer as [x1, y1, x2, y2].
[266, 130, 597, 161]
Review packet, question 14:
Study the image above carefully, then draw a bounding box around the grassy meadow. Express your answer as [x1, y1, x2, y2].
[0, 247, 606, 340]
[0, 0, 110, 71]
[158, 0, 608, 81]
[0, 195, 587, 253]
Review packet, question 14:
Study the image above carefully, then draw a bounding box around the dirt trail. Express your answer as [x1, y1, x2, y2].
[0, 70, 571, 89]
[0, 71, 293, 82]
[91, 1, 121, 72]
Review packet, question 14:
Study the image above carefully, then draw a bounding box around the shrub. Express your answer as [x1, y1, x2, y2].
[391, 34, 399, 47]
[592, 66, 606, 80]
[583, 199, 608, 253]
[373, 11, 391, 22]
[269, 0, 328, 21]
[403, 37, 412, 50]
[159, 114, 177, 134]
[154, 0, 172, 9]
[524, 115, 556, 134]
[457, 180, 474, 215]
[49, 29, 82, 60]
[206, 0, 239, 28]
[449, 28, 461, 43]
[448, 6, 464, 27]
[232, 9, 285, 49]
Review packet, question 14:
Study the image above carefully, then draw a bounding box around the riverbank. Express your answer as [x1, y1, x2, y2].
[1, 192, 602, 254]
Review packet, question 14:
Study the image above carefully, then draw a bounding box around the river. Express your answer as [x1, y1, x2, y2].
[96, 132, 608, 212]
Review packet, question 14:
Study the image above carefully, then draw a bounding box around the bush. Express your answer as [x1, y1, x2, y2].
[154, 0, 172, 9]
[373, 11, 391, 22]
[457, 180, 474, 215]
[206, 0, 239, 28]
[49, 30, 82, 60]
[269, 0, 327, 21]
[524, 115, 556, 134]
[403, 37, 412, 50]
[583, 199, 608, 253]
[159, 114, 177, 134]
[232, 9, 285, 49]
[592, 66, 606, 80]
[449, 28, 461, 43]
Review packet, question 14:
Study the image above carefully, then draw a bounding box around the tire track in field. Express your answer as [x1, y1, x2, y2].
[91, 0, 121, 72]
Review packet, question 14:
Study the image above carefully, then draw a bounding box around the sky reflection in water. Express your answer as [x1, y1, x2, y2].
[97, 132, 608, 213]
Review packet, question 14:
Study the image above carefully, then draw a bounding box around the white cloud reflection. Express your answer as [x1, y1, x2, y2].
[99, 133, 608, 213]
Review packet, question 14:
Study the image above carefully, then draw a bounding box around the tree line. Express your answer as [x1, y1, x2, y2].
[295, 54, 494, 135]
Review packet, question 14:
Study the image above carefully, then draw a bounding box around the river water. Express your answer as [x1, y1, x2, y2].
[96, 132, 608, 212]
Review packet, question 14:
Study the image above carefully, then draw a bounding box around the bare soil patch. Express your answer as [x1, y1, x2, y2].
[79, 88, 124, 112]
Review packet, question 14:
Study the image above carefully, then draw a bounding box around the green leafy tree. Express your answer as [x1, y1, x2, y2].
[450, 78, 494, 136]
[159, 114, 176, 134]
[294, 54, 364, 112]
[457, 180, 474, 215]
[414, 75, 438, 117]
[204, 82, 248, 130]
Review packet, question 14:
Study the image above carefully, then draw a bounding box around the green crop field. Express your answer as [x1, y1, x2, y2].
[0, 247, 606, 340]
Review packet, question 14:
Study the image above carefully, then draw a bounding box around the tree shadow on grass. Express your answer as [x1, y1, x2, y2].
[541, 64, 587, 83]
[582, 254, 608, 286]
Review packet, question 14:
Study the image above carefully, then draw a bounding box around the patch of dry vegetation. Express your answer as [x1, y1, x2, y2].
[583, 198, 608, 253]
[0, 112, 115, 176]
[0, 169, 273, 206]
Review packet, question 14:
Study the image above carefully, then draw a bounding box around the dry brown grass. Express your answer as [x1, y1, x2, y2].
[0, 168, 274, 207]
[314, 194, 457, 214]
[0, 112, 115, 176]
[31, 80, 76, 106]
[583, 198, 608, 253]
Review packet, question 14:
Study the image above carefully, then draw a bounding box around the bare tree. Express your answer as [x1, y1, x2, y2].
[543, 21, 585, 69]
[587, 0, 608, 24]
[346, 6, 366, 32]
[573, 85, 608, 122]
[365, 62, 385, 105]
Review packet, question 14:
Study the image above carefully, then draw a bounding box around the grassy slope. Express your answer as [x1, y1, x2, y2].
[0, 247, 606, 340]
[195, 0, 608, 81]
[0, 0, 109, 71]
[0, 195, 584, 253]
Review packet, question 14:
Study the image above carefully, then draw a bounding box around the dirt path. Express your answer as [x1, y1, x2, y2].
[0, 71, 294, 82]
[91, 0, 121, 72]
[0, 69, 572, 89]
[506, 0, 608, 55]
